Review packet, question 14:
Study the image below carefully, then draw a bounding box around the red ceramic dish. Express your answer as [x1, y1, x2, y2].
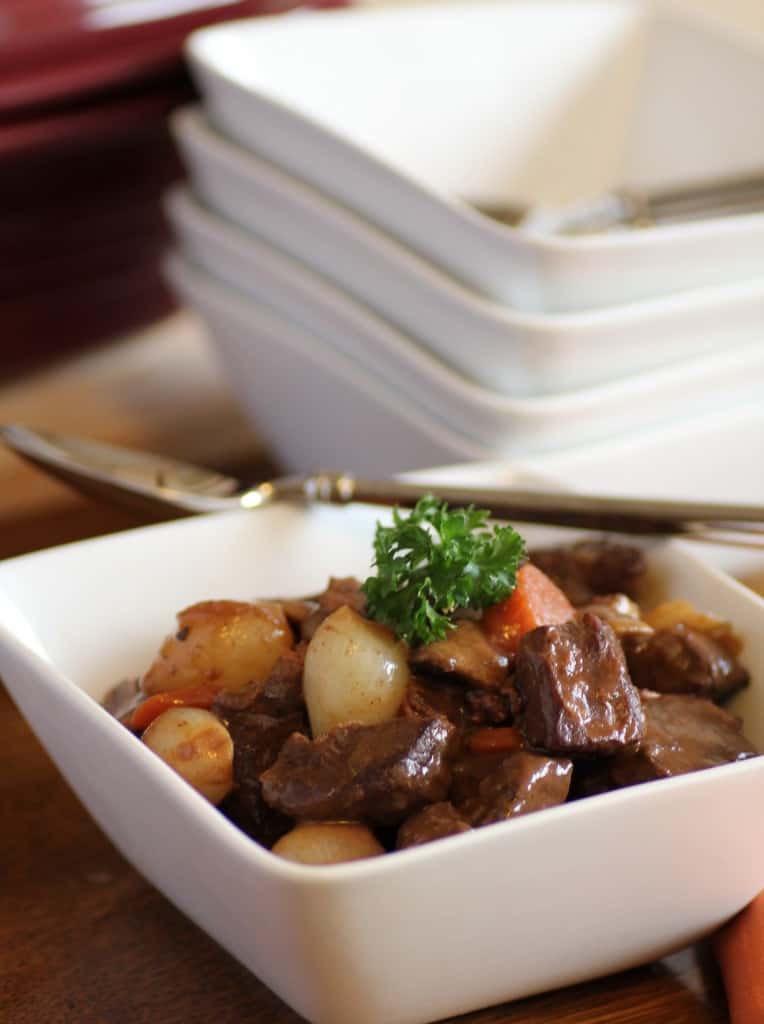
[0, 77, 195, 158]
[1, 257, 176, 377]
[0, 1, 308, 74]
[0, 35, 184, 118]
[0, 0, 348, 367]
[0, 113, 181, 192]
[8, 183, 176, 254]
[1, 218, 171, 299]
[0, 91, 183, 362]
[0, 0, 349, 116]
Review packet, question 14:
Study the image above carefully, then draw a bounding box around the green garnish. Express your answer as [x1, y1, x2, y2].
[362, 496, 526, 647]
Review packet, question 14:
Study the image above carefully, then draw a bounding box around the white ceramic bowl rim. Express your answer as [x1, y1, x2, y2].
[185, 0, 764, 257]
[167, 250, 764, 417]
[2, 509, 762, 887]
[172, 106, 764, 330]
[3, 499, 764, 1022]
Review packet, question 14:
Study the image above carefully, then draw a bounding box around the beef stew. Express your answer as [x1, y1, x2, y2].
[110, 521, 759, 865]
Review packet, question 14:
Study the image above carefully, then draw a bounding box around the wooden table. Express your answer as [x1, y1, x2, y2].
[0, 320, 732, 1024]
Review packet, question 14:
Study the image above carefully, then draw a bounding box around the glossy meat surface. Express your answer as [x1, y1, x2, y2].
[515, 613, 645, 756]
[261, 716, 457, 825]
[214, 648, 308, 847]
[300, 576, 367, 641]
[457, 751, 573, 826]
[410, 620, 510, 688]
[403, 675, 515, 728]
[214, 645, 306, 718]
[530, 541, 647, 607]
[623, 625, 749, 701]
[609, 691, 758, 786]
[396, 801, 472, 849]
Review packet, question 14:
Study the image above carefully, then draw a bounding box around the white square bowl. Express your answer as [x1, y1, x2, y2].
[165, 241, 764, 469]
[165, 253, 491, 474]
[1, 503, 763, 1024]
[171, 107, 764, 397]
[407, 403, 764, 599]
[512, 402, 764, 586]
[186, 0, 764, 313]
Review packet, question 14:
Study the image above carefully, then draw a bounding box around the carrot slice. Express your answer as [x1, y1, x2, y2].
[482, 563, 575, 654]
[714, 891, 764, 1024]
[467, 727, 523, 755]
[130, 683, 220, 732]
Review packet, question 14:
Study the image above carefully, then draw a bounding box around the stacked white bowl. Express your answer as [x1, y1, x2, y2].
[165, 0, 764, 474]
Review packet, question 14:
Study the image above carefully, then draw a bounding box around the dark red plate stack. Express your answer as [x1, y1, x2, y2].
[1, 0, 345, 377]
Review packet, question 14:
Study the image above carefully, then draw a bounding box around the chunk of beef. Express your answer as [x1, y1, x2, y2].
[396, 802, 472, 850]
[608, 691, 758, 787]
[457, 751, 573, 825]
[530, 541, 647, 606]
[219, 719, 300, 848]
[463, 687, 516, 727]
[449, 749, 517, 806]
[213, 644, 306, 717]
[515, 613, 645, 756]
[622, 625, 749, 701]
[403, 675, 515, 729]
[568, 759, 617, 801]
[644, 600, 744, 656]
[402, 676, 469, 724]
[410, 620, 510, 688]
[213, 647, 308, 847]
[300, 577, 367, 641]
[261, 717, 457, 825]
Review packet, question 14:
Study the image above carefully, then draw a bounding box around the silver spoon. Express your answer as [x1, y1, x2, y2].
[477, 169, 764, 234]
[4, 423, 764, 541]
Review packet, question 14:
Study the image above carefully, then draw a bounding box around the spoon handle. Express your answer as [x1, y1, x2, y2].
[5, 426, 764, 541]
[284, 473, 764, 537]
[0, 424, 243, 516]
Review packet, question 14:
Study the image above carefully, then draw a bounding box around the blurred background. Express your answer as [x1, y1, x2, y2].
[1, 0, 346, 551]
[2, 0, 764, 559]
[4, 9, 764, 1024]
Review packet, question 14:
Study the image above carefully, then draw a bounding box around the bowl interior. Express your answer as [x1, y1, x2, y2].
[2, 504, 764, 1023]
[411, 449, 764, 608]
[511, 403, 764, 582]
[0, 505, 376, 699]
[1, 505, 762, 747]
[192, 0, 764, 206]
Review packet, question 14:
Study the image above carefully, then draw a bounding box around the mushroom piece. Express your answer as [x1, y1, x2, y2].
[142, 600, 293, 696]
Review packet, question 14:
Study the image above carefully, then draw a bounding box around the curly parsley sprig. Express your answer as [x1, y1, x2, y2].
[361, 496, 526, 646]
